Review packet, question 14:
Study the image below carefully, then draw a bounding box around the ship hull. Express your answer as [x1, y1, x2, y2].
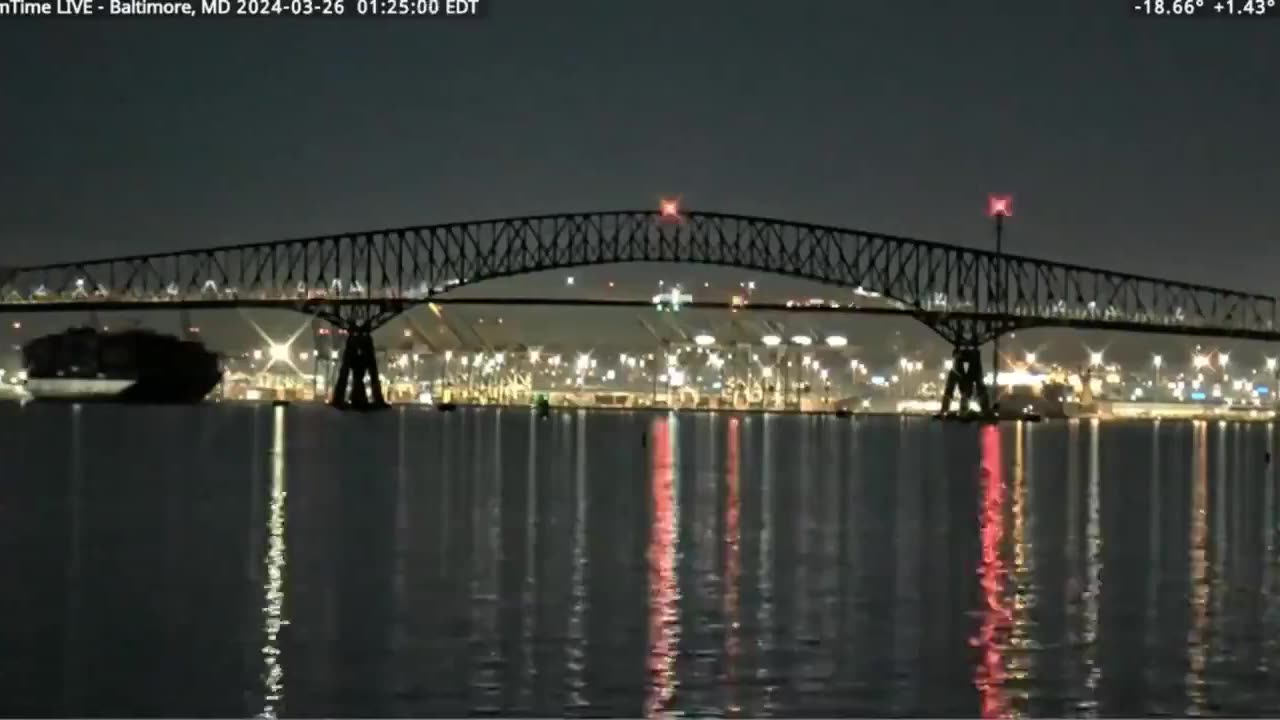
[24, 374, 221, 404]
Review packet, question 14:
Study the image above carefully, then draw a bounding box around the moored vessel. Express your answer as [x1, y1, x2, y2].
[21, 327, 222, 403]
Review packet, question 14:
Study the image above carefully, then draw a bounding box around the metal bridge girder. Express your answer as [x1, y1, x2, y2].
[1, 210, 1274, 340]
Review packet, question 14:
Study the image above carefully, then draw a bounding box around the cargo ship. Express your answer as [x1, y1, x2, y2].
[21, 327, 222, 403]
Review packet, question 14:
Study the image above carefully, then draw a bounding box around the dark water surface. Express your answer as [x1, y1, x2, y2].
[2, 403, 1280, 717]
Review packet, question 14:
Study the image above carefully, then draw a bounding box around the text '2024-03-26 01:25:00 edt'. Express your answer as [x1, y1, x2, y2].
[0, 0, 485, 18]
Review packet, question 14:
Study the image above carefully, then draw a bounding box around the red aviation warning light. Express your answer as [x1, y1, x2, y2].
[987, 194, 1013, 218]
[659, 198, 681, 220]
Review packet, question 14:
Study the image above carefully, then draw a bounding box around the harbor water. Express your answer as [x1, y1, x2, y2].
[2, 403, 1279, 717]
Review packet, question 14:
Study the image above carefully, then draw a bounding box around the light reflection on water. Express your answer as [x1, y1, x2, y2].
[4, 404, 1280, 717]
[645, 413, 680, 718]
[259, 405, 289, 719]
[1187, 421, 1211, 715]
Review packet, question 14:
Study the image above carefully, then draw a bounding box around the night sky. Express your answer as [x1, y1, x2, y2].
[1, 0, 1276, 293]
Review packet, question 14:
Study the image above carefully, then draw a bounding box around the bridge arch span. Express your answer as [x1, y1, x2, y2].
[405, 210, 948, 313]
[3, 209, 1273, 343]
[3, 208, 1277, 413]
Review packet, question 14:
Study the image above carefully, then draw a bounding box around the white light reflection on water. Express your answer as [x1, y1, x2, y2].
[815, 418, 841, 709]
[63, 404, 84, 714]
[892, 417, 921, 713]
[1263, 422, 1278, 677]
[1185, 420, 1210, 715]
[793, 416, 812, 697]
[757, 413, 777, 716]
[1079, 419, 1102, 717]
[687, 415, 720, 714]
[391, 407, 411, 709]
[469, 410, 503, 712]
[1064, 418, 1081, 704]
[565, 411, 589, 709]
[259, 405, 288, 719]
[1006, 420, 1036, 716]
[1144, 422, 1163, 695]
[645, 413, 681, 718]
[518, 412, 539, 710]
[1213, 422, 1228, 623]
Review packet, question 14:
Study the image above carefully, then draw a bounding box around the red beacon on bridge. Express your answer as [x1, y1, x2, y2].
[987, 194, 1013, 218]
[658, 198, 682, 220]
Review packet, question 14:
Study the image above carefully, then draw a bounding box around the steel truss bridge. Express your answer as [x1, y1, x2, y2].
[2, 209, 1275, 414]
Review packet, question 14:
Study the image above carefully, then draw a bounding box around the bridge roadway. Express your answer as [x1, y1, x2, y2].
[1, 209, 1275, 413]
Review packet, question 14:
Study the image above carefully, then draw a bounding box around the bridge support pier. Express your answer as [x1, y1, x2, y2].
[309, 301, 405, 412]
[331, 326, 388, 411]
[939, 345, 992, 419]
[921, 315, 1025, 423]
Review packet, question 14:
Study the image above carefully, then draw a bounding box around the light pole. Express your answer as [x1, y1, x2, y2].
[988, 194, 1012, 410]
[1268, 356, 1278, 412]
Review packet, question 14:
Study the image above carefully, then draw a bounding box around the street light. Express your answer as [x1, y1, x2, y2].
[1089, 351, 1104, 367]
[1025, 351, 1036, 365]
[1268, 358, 1279, 413]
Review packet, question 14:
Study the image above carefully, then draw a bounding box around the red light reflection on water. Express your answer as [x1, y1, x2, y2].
[723, 417, 742, 716]
[645, 417, 680, 718]
[972, 425, 1012, 719]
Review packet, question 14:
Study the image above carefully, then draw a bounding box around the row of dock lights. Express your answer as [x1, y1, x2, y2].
[758, 334, 849, 348]
[682, 333, 852, 348]
[242, 339, 1277, 377]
